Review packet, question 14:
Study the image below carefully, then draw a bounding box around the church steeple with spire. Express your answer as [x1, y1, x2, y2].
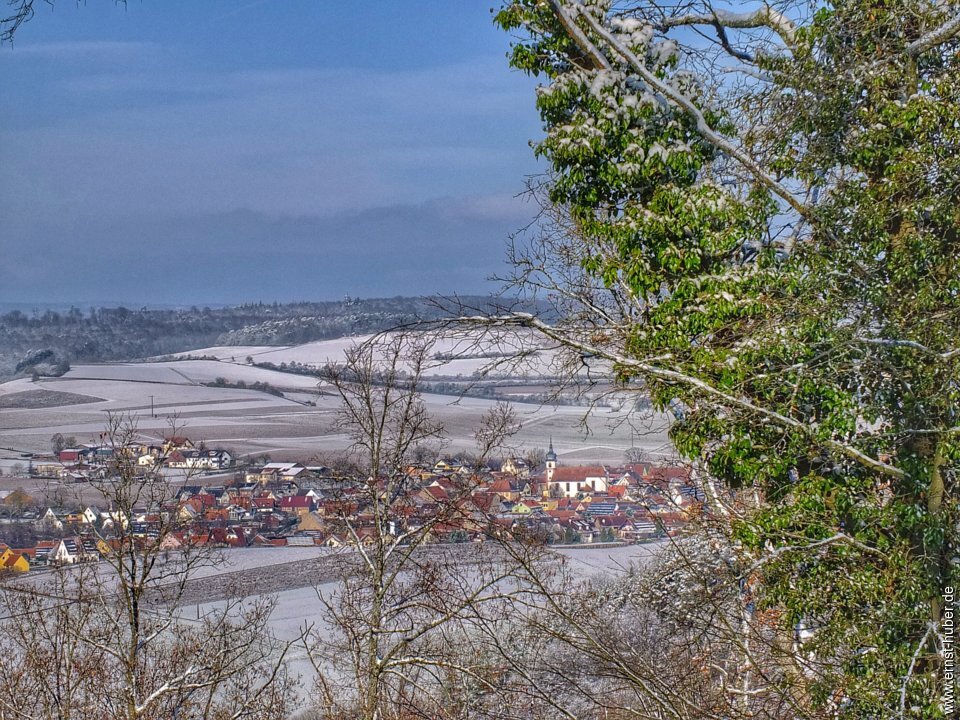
[545, 438, 558, 482]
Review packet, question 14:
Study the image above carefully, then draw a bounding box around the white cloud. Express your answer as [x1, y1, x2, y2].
[0, 40, 160, 60]
[1, 54, 540, 217]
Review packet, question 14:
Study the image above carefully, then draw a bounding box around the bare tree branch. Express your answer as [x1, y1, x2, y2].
[460, 312, 905, 480]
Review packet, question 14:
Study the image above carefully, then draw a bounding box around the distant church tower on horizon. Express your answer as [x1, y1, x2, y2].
[545, 438, 558, 483]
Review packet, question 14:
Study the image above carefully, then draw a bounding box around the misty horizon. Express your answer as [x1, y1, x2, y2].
[0, 1, 543, 305]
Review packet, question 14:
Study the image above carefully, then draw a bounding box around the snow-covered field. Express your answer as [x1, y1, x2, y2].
[185, 330, 560, 379]
[184, 542, 664, 705]
[0, 336, 671, 463]
[187, 546, 336, 578]
[192, 542, 660, 583]
[63, 360, 323, 391]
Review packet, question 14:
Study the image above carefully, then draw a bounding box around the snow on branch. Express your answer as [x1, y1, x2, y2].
[657, 6, 797, 48]
[559, 2, 813, 221]
[854, 336, 960, 360]
[899, 622, 938, 719]
[907, 12, 960, 57]
[461, 312, 906, 480]
[743, 533, 888, 577]
[547, 0, 611, 70]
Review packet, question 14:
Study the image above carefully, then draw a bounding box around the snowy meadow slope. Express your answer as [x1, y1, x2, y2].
[0, 333, 671, 464]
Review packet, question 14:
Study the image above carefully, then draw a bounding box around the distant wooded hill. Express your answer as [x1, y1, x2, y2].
[0, 296, 545, 380]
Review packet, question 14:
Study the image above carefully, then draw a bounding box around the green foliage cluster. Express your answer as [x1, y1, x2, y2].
[498, 0, 960, 715]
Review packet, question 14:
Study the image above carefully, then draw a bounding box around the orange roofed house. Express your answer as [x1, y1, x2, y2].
[0, 544, 30, 573]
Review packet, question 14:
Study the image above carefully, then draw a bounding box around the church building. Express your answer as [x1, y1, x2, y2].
[543, 439, 610, 498]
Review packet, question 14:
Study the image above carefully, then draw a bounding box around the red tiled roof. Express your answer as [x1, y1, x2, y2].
[187, 495, 216, 511]
[279, 496, 313, 508]
[550, 466, 608, 482]
[425, 486, 448, 500]
[599, 515, 630, 528]
[2, 553, 25, 568]
[489, 477, 513, 493]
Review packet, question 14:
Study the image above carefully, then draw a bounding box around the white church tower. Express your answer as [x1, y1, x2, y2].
[545, 438, 558, 483]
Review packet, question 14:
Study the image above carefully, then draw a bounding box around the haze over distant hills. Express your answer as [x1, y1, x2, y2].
[0, 301, 236, 314]
[0, 295, 551, 380]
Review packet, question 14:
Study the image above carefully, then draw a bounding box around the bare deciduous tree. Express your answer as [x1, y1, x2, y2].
[0, 413, 298, 720]
[306, 336, 528, 720]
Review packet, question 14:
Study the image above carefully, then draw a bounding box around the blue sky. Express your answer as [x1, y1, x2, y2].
[0, 0, 543, 305]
